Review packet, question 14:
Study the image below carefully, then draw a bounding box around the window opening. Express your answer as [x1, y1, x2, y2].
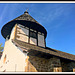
[30, 31, 37, 39]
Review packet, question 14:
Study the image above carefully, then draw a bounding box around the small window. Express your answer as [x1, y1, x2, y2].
[30, 31, 37, 39]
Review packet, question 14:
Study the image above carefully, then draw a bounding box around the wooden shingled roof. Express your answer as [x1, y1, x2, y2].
[1, 11, 47, 39]
[12, 39, 75, 62]
[13, 10, 40, 24]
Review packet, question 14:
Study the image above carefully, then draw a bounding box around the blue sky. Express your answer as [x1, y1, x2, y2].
[0, 3, 75, 55]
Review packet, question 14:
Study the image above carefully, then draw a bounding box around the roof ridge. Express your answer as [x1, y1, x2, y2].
[46, 47, 75, 56]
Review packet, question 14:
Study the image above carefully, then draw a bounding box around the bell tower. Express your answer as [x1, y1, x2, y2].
[1, 10, 47, 48]
[0, 10, 47, 71]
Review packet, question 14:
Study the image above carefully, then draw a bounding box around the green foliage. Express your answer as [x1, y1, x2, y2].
[0, 43, 3, 51]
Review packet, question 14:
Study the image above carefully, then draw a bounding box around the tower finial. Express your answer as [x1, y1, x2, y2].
[26, 8, 28, 12]
[24, 9, 29, 14]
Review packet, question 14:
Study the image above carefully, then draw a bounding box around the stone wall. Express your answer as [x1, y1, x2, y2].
[60, 58, 75, 72]
[67, 62, 75, 72]
[61, 60, 69, 72]
[28, 55, 62, 72]
[28, 55, 49, 72]
[48, 56, 62, 72]
[28, 55, 75, 72]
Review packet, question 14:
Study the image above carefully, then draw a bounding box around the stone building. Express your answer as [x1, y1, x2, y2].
[0, 10, 75, 72]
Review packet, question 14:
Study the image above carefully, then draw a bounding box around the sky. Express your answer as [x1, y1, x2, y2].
[0, 2, 75, 55]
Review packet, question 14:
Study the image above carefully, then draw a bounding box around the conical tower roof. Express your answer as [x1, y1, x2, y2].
[13, 10, 40, 24]
[1, 10, 47, 39]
